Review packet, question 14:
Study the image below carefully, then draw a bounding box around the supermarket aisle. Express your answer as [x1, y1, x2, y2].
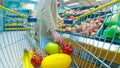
[0, 31, 31, 68]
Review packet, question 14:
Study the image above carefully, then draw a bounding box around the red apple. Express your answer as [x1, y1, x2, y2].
[93, 29, 98, 32]
[61, 24, 66, 29]
[88, 27, 94, 31]
[90, 21, 94, 24]
[82, 31, 89, 36]
[99, 18, 104, 23]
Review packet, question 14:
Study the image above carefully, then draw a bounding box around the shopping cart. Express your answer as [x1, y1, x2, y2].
[0, 0, 120, 68]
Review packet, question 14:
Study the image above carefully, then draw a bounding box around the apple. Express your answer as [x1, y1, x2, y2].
[74, 24, 79, 28]
[88, 27, 94, 32]
[99, 18, 104, 23]
[82, 31, 89, 36]
[61, 24, 66, 29]
[45, 42, 60, 55]
[76, 26, 82, 32]
[95, 19, 99, 24]
[90, 21, 94, 24]
[94, 29, 98, 32]
[66, 27, 72, 32]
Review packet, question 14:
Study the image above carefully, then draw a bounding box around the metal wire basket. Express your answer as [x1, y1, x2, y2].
[0, 0, 120, 68]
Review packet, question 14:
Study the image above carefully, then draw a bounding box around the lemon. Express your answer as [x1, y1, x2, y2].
[41, 54, 72, 68]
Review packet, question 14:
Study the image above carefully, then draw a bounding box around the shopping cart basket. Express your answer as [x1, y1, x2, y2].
[0, 0, 120, 68]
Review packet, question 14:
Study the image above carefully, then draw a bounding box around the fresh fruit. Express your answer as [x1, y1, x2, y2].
[76, 26, 82, 32]
[41, 54, 72, 68]
[22, 49, 34, 68]
[99, 18, 104, 23]
[45, 42, 60, 55]
[66, 27, 72, 32]
[94, 29, 98, 32]
[62, 42, 74, 54]
[61, 24, 67, 29]
[31, 53, 43, 67]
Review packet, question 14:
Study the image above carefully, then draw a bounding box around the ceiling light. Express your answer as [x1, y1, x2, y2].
[67, 3, 79, 6]
[64, 0, 69, 2]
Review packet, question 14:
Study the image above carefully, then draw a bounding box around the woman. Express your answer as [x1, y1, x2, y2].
[35, 0, 63, 49]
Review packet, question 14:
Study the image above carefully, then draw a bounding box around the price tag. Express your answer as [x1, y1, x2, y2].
[62, 34, 70, 38]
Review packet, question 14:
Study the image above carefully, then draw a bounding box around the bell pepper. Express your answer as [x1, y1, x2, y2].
[31, 53, 43, 67]
[62, 42, 74, 54]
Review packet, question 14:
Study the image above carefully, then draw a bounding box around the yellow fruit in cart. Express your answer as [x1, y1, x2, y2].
[41, 54, 72, 68]
[22, 49, 34, 68]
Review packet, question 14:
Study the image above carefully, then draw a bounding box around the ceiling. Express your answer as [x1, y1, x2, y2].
[8, 0, 112, 8]
[58, 0, 112, 8]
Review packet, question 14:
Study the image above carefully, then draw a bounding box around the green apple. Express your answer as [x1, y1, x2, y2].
[45, 42, 60, 55]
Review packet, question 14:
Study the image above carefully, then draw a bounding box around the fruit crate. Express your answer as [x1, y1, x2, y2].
[68, 10, 112, 37]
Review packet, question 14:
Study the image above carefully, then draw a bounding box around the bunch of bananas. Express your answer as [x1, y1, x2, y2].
[22, 48, 35, 68]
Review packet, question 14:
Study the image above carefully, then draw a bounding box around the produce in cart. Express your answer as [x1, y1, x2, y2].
[31, 53, 43, 67]
[61, 42, 74, 54]
[45, 42, 60, 55]
[22, 49, 35, 68]
[41, 54, 72, 68]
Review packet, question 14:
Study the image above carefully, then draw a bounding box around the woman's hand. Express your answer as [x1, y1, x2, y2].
[51, 30, 63, 45]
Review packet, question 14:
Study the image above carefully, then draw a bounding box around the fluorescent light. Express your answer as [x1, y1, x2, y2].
[67, 3, 79, 6]
[64, 0, 69, 2]
[31, 0, 39, 2]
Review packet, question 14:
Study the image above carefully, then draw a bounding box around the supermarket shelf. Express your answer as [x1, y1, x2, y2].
[58, 31, 120, 51]
[5, 24, 23, 26]
[5, 28, 28, 31]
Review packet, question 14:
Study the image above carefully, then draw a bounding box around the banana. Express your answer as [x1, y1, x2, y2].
[22, 49, 34, 68]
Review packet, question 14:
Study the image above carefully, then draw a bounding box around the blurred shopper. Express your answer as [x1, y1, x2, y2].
[35, 0, 63, 48]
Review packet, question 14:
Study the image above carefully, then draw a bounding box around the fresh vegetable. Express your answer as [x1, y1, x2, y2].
[31, 53, 43, 67]
[107, 25, 120, 38]
[102, 27, 110, 38]
[102, 25, 120, 39]
[105, 14, 120, 27]
[45, 42, 60, 55]
[41, 54, 72, 68]
[62, 42, 74, 54]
